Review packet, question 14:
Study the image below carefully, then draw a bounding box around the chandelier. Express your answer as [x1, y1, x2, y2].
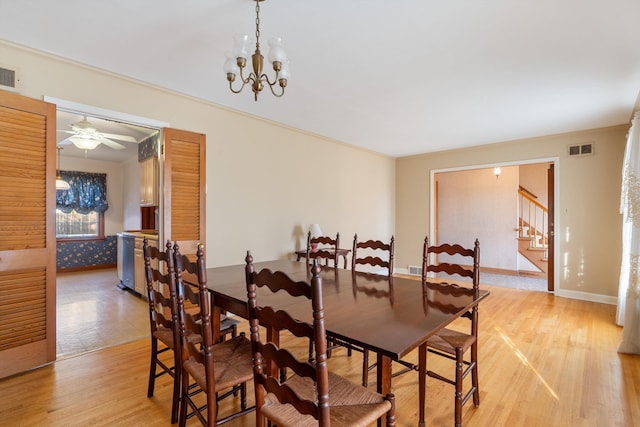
[224, 0, 289, 101]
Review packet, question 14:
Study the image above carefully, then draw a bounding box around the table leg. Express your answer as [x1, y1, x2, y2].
[212, 305, 221, 343]
[418, 343, 427, 427]
[376, 353, 392, 426]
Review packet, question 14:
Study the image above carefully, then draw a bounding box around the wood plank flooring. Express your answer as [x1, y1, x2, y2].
[2, 278, 639, 426]
[56, 268, 148, 357]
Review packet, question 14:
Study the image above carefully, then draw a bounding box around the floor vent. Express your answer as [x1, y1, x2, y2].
[408, 265, 422, 276]
[0, 67, 18, 92]
[568, 143, 594, 157]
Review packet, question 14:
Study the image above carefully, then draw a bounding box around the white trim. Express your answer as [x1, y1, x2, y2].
[555, 289, 617, 305]
[43, 96, 170, 129]
[429, 157, 561, 292]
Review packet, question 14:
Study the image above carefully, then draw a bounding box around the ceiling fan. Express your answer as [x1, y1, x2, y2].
[58, 116, 137, 150]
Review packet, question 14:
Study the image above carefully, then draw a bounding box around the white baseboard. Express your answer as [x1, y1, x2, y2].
[554, 289, 617, 305]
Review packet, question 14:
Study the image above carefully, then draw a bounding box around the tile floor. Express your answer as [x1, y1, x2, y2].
[56, 268, 149, 358]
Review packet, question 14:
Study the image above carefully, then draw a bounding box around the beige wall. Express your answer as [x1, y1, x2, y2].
[397, 126, 627, 301]
[436, 166, 519, 271]
[2, 40, 395, 267]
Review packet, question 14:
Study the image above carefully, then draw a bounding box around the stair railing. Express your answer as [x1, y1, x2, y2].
[517, 187, 548, 257]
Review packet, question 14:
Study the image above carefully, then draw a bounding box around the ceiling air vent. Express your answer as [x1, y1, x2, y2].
[0, 66, 18, 92]
[568, 143, 594, 157]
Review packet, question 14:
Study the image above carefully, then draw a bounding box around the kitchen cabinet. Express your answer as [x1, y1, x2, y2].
[140, 156, 158, 206]
[134, 235, 158, 296]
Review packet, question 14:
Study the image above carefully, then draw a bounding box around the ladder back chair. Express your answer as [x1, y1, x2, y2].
[305, 231, 351, 362]
[351, 234, 395, 387]
[143, 239, 182, 424]
[422, 236, 481, 427]
[244, 253, 396, 427]
[174, 243, 255, 427]
[306, 231, 340, 268]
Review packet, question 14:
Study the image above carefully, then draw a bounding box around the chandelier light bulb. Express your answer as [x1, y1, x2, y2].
[224, 51, 240, 80]
[267, 37, 287, 64]
[232, 34, 252, 61]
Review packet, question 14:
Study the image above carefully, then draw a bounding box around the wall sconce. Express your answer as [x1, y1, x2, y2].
[494, 167, 501, 179]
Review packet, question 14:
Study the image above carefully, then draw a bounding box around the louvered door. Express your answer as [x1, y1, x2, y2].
[0, 91, 56, 379]
[161, 128, 205, 256]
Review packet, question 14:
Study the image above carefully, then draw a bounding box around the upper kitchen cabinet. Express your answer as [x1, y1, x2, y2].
[138, 134, 159, 206]
[140, 156, 158, 206]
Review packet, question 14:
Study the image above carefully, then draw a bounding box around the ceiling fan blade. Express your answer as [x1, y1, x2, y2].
[98, 137, 126, 150]
[101, 132, 137, 143]
[58, 137, 74, 145]
[58, 129, 76, 135]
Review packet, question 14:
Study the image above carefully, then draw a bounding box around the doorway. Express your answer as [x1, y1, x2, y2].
[50, 97, 169, 357]
[431, 159, 558, 292]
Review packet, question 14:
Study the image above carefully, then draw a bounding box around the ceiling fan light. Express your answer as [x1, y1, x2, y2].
[70, 136, 100, 150]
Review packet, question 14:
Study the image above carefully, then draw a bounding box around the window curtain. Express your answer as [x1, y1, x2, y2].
[56, 171, 109, 214]
[617, 111, 640, 354]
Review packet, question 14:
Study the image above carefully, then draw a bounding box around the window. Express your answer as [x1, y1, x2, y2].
[56, 171, 109, 241]
[56, 209, 103, 239]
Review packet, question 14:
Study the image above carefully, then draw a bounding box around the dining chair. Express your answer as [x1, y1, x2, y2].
[143, 239, 182, 424]
[304, 231, 353, 362]
[244, 253, 396, 426]
[306, 231, 339, 268]
[351, 233, 394, 387]
[142, 239, 239, 424]
[422, 236, 481, 427]
[173, 243, 255, 427]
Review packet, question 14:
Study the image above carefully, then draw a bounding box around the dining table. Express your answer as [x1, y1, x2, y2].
[202, 258, 490, 417]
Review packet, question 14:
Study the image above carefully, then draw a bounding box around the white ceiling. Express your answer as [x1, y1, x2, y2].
[2, 0, 640, 158]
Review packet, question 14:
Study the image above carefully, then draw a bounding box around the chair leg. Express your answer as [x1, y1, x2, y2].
[207, 382, 217, 427]
[147, 338, 158, 398]
[471, 343, 480, 406]
[241, 382, 247, 410]
[418, 343, 427, 427]
[362, 348, 369, 387]
[178, 370, 189, 427]
[170, 356, 181, 424]
[455, 347, 464, 427]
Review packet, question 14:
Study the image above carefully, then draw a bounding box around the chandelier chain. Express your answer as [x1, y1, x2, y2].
[255, 0, 261, 51]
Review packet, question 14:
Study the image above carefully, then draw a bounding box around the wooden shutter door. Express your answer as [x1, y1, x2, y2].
[161, 128, 206, 256]
[0, 91, 56, 379]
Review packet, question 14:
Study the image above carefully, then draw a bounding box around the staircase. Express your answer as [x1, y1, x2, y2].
[516, 187, 548, 275]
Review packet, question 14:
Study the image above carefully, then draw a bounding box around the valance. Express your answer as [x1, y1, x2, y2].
[56, 171, 109, 214]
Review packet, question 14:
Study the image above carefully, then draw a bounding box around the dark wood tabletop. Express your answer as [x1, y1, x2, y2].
[204, 259, 490, 399]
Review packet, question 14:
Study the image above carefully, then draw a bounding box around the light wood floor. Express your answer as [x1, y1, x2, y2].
[2, 278, 639, 426]
[56, 268, 148, 357]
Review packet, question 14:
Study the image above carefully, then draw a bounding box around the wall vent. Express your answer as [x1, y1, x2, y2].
[0, 66, 18, 92]
[568, 143, 594, 157]
[408, 265, 422, 276]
